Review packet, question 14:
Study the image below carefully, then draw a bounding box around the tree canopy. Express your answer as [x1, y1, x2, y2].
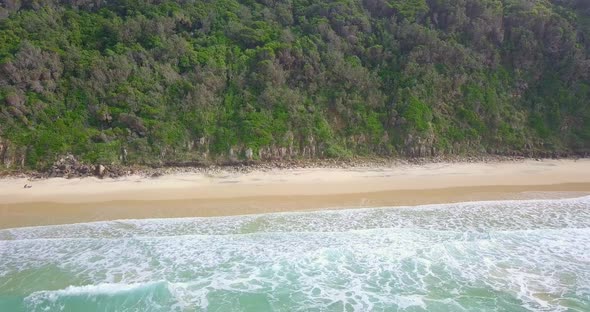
[1, 0, 589, 168]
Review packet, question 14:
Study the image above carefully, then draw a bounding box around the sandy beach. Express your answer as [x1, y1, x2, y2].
[1, 159, 589, 229]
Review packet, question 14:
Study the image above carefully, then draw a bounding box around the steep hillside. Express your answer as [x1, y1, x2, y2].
[1, 0, 589, 169]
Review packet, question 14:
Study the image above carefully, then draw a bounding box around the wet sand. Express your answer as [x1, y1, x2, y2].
[1, 159, 589, 229]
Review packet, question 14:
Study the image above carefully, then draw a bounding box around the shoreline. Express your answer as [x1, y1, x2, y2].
[0, 155, 580, 180]
[1, 159, 590, 229]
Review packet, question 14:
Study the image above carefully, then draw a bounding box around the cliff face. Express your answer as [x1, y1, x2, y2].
[0, 137, 26, 169]
[1, 0, 589, 169]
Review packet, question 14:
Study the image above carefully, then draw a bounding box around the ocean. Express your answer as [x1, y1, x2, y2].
[1, 196, 589, 311]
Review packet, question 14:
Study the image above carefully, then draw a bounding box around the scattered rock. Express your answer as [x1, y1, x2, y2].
[3, 152, 588, 180]
[47, 155, 93, 178]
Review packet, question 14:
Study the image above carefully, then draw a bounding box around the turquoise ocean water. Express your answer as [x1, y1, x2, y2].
[1, 196, 589, 311]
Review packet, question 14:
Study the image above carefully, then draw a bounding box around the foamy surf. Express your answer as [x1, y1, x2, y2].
[1, 196, 589, 311]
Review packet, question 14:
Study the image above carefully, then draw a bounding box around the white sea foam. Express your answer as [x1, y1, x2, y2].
[1, 195, 589, 240]
[28, 281, 165, 297]
[23, 281, 173, 312]
[1, 196, 589, 311]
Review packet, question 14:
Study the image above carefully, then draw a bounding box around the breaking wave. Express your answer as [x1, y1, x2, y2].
[1, 196, 589, 311]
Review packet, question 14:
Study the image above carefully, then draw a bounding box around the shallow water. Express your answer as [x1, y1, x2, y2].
[1, 196, 589, 311]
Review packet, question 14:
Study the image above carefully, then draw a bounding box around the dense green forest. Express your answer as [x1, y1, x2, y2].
[1, 0, 589, 169]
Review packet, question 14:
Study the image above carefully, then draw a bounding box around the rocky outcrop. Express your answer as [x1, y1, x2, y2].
[45, 155, 130, 178]
[0, 137, 26, 169]
[0, 138, 6, 167]
[95, 164, 106, 178]
[187, 137, 209, 159]
[47, 155, 94, 178]
[245, 148, 253, 160]
[258, 145, 296, 160]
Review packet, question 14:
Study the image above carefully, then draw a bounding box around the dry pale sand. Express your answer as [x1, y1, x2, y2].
[0, 159, 589, 229]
